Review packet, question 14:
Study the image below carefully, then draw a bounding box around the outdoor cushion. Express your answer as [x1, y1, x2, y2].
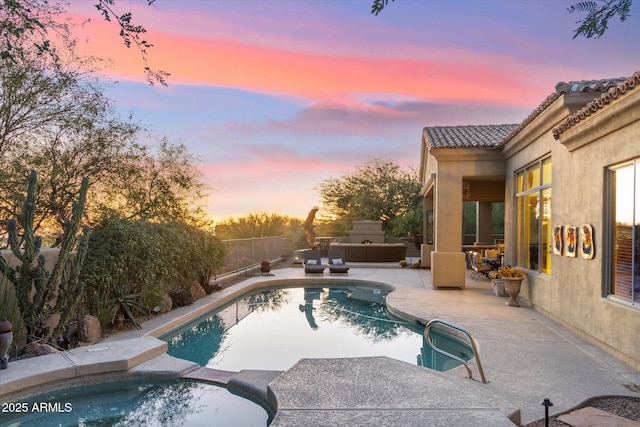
[331, 258, 343, 265]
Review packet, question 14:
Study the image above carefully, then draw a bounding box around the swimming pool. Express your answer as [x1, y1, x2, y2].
[162, 284, 472, 372]
[0, 378, 268, 427]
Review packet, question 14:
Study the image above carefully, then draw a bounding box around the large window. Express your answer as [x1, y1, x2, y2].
[608, 160, 640, 305]
[516, 157, 552, 274]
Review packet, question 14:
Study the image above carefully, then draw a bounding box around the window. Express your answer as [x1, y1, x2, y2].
[516, 157, 552, 274]
[608, 160, 640, 305]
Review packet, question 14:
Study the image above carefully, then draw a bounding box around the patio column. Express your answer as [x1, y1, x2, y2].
[476, 202, 493, 244]
[431, 172, 465, 288]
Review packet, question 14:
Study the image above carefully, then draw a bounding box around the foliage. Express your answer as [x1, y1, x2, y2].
[109, 283, 148, 329]
[0, 0, 168, 85]
[372, 0, 634, 38]
[0, 275, 25, 355]
[0, 170, 89, 344]
[371, 0, 394, 16]
[80, 217, 226, 327]
[389, 203, 423, 237]
[0, 12, 204, 239]
[497, 266, 526, 278]
[317, 159, 422, 233]
[568, 0, 633, 38]
[92, 138, 209, 226]
[215, 211, 304, 240]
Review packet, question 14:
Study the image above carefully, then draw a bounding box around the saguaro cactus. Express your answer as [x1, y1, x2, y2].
[0, 171, 89, 343]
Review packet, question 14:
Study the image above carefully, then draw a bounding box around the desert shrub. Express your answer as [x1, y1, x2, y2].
[80, 217, 226, 327]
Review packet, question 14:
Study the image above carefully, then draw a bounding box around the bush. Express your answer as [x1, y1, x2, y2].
[80, 217, 226, 327]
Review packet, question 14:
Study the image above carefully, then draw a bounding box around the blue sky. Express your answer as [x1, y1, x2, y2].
[67, 0, 639, 221]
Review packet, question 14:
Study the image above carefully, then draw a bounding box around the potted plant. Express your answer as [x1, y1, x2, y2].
[399, 260, 408, 268]
[497, 266, 526, 306]
[260, 260, 271, 273]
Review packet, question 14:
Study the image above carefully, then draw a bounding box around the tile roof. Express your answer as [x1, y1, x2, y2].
[503, 75, 632, 145]
[423, 124, 518, 149]
[552, 71, 640, 139]
[424, 73, 637, 150]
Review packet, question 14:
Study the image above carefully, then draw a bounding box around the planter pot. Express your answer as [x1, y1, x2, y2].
[502, 277, 524, 307]
[492, 279, 506, 297]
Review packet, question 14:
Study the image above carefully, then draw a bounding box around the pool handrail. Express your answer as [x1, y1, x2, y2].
[424, 319, 488, 383]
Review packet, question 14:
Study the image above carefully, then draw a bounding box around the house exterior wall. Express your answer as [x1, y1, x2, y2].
[503, 87, 640, 369]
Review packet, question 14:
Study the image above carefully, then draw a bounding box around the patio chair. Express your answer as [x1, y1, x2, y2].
[303, 250, 325, 274]
[327, 250, 349, 274]
[468, 251, 492, 280]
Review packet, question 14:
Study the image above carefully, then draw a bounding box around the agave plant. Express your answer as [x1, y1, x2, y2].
[109, 284, 148, 329]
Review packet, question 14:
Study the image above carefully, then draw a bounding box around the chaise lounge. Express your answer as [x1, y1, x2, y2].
[303, 250, 325, 274]
[328, 250, 349, 274]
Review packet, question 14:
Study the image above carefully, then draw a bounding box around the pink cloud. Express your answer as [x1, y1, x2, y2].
[68, 11, 542, 108]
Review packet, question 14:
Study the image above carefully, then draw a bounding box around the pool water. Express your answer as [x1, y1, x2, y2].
[163, 286, 471, 372]
[0, 379, 268, 427]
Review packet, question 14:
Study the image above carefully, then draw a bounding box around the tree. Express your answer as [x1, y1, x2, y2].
[215, 212, 303, 240]
[0, 0, 168, 85]
[317, 159, 422, 232]
[371, 0, 634, 38]
[91, 138, 209, 226]
[568, 0, 633, 38]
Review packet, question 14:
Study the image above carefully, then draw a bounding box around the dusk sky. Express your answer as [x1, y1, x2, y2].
[66, 0, 639, 222]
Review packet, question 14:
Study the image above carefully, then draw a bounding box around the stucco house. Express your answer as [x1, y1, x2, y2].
[419, 71, 640, 369]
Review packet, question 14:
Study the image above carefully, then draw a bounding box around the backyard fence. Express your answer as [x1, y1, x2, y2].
[219, 236, 306, 275]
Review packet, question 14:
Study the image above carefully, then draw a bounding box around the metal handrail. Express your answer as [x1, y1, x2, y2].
[424, 319, 488, 383]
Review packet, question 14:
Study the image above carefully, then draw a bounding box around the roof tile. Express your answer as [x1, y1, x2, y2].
[424, 124, 518, 149]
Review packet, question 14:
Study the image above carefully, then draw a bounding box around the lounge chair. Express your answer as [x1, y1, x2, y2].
[303, 250, 325, 274]
[327, 250, 349, 274]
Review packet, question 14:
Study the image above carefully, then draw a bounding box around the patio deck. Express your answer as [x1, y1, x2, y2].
[1, 265, 639, 426]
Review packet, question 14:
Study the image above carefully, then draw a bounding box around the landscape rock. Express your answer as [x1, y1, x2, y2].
[78, 315, 101, 344]
[159, 295, 173, 314]
[190, 283, 206, 301]
[22, 342, 58, 358]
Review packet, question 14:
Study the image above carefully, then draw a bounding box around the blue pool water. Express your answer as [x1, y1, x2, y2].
[163, 285, 473, 372]
[0, 379, 268, 427]
[1, 284, 473, 427]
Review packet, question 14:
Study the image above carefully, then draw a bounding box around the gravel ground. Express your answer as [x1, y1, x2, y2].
[524, 396, 640, 426]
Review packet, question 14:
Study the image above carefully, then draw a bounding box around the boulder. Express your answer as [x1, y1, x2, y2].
[158, 295, 173, 314]
[190, 283, 206, 301]
[78, 315, 101, 344]
[22, 342, 58, 358]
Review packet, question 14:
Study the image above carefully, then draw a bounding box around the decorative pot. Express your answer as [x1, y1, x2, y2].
[502, 277, 524, 307]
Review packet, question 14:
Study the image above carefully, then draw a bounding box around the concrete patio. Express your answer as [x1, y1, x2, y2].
[1, 264, 639, 426]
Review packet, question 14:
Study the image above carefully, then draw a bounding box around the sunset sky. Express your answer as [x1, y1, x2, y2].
[66, 0, 639, 222]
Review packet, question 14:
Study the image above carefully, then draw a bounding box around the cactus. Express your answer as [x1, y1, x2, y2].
[0, 171, 89, 343]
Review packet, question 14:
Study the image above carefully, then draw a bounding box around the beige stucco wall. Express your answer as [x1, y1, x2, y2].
[503, 88, 640, 370]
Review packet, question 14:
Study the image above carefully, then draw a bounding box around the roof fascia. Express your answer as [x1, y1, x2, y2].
[428, 147, 504, 162]
[501, 96, 570, 158]
[557, 87, 640, 151]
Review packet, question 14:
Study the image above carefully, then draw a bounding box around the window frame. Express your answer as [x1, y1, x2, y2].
[515, 156, 552, 275]
[605, 159, 639, 306]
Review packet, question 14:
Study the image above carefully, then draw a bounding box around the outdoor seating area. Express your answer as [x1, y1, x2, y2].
[466, 248, 504, 280]
[303, 250, 325, 274]
[328, 242, 407, 262]
[327, 249, 349, 274]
